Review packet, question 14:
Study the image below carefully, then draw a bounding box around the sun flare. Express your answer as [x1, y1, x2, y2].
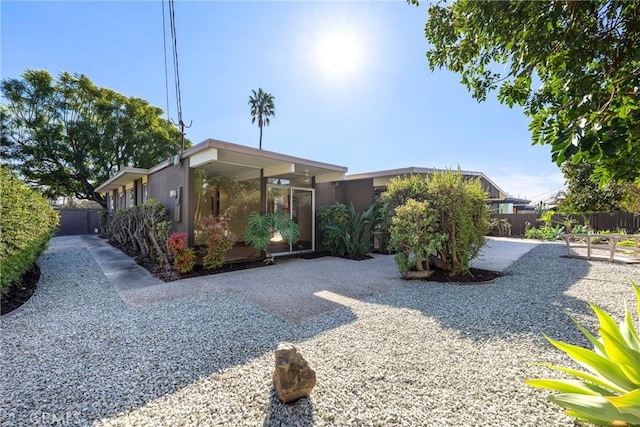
[315, 30, 362, 77]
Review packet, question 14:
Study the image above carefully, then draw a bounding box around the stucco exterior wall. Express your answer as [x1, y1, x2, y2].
[147, 159, 193, 240]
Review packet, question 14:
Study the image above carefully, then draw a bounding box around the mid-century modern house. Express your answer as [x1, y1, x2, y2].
[95, 139, 518, 259]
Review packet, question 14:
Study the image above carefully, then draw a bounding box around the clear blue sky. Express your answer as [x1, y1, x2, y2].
[1, 1, 564, 202]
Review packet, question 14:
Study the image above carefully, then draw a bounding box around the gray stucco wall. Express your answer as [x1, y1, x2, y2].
[147, 159, 193, 241]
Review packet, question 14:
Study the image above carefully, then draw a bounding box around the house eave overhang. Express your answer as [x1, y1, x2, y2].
[183, 138, 348, 182]
[95, 167, 149, 193]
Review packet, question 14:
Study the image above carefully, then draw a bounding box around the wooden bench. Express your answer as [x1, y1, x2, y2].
[559, 233, 640, 263]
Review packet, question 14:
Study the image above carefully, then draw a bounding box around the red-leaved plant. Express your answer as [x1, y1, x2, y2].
[197, 216, 236, 270]
[167, 232, 196, 273]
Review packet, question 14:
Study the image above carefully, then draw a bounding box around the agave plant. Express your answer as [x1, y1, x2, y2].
[526, 282, 640, 426]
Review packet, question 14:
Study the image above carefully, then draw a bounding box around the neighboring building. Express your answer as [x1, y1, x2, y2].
[96, 139, 522, 260]
[318, 167, 525, 214]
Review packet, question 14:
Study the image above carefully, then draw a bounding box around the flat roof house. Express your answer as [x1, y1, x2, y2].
[95, 139, 347, 258]
[96, 139, 521, 260]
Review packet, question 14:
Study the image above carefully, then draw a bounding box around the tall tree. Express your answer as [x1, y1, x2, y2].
[1, 70, 186, 208]
[410, 0, 640, 183]
[559, 162, 624, 213]
[248, 88, 275, 150]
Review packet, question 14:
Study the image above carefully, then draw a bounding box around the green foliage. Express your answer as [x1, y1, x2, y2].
[375, 174, 431, 253]
[167, 232, 195, 273]
[0, 167, 59, 294]
[426, 170, 489, 275]
[539, 210, 555, 227]
[525, 225, 563, 241]
[410, 0, 640, 183]
[387, 170, 489, 276]
[1, 70, 187, 207]
[248, 87, 275, 150]
[389, 199, 445, 274]
[560, 162, 632, 213]
[323, 203, 375, 260]
[197, 215, 235, 270]
[526, 282, 640, 426]
[244, 211, 299, 258]
[318, 203, 350, 257]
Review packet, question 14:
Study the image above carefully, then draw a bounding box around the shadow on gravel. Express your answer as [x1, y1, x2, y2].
[372, 243, 595, 346]
[0, 238, 603, 426]
[262, 388, 315, 427]
[0, 238, 356, 426]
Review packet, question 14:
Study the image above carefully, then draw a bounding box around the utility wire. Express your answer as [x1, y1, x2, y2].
[169, 0, 183, 126]
[161, 0, 170, 121]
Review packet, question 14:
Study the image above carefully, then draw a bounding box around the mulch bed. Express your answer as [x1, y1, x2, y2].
[424, 267, 504, 284]
[152, 260, 271, 282]
[108, 240, 271, 283]
[1, 264, 40, 316]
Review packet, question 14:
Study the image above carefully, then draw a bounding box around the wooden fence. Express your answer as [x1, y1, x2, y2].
[490, 212, 640, 236]
[55, 208, 103, 236]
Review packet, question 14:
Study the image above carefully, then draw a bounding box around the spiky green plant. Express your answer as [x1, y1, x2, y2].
[526, 282, 640, 426]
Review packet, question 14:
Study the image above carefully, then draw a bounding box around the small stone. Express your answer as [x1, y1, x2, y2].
[272, 343, 316, 403]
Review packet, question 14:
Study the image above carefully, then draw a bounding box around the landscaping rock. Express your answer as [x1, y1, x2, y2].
[273, 343, 316, 403]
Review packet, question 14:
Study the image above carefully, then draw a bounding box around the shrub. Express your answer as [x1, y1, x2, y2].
[525, 225, 563, 241]
[108, 199, 171, 268]
[318, 203, 350, 257]
[374, 174, 430, 253]
[324, 203, 375, 260]
[197, 215, 235, 270]
[0, 167, 59, 294]
[389, 198, 445, 274]
[526, 281, 640, 426]
[167, 232, 195, 273]
[318, 202, 375, 259]
[387, 170, 488, 276]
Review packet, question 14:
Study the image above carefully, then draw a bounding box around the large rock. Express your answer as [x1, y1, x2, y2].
[272, 343, 316, 403]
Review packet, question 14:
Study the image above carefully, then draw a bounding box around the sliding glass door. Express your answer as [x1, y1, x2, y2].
[266, 185, 314, 254]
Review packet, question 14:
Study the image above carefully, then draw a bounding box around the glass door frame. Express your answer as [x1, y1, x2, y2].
[265, 184, 315, 255]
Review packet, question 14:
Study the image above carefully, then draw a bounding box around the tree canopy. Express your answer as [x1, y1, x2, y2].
[1, 70, 187, 207]
[248, 88, 275, 150]
[560, 162, 624, 213]
[410, 0, 640, 183]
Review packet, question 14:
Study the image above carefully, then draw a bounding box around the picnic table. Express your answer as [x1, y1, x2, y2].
[558, 233, 640, 263]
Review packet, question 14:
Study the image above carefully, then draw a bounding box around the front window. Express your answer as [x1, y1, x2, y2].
[193, 170, 261, 248]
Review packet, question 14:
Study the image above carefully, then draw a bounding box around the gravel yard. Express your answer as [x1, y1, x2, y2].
[1, 236, 638, 426]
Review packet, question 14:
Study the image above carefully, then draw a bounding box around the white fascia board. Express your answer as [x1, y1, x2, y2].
[189, 148, 218, 168]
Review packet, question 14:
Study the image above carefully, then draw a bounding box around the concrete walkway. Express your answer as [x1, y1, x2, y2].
[81, 236, 163, 291]
[82, 235, 543, 322]
[471, 236, 542, 272]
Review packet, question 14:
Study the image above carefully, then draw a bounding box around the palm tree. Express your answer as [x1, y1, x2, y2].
[248, 88, 275, 150]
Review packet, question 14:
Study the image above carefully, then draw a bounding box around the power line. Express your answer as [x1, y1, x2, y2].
[161, 0, 170, 121]
[169, 0, 182, 123]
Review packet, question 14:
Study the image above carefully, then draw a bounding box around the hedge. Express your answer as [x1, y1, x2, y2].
[0, 167, 59, 294]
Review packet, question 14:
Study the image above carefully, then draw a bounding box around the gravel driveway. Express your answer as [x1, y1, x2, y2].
[1, 236, 638, 426]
